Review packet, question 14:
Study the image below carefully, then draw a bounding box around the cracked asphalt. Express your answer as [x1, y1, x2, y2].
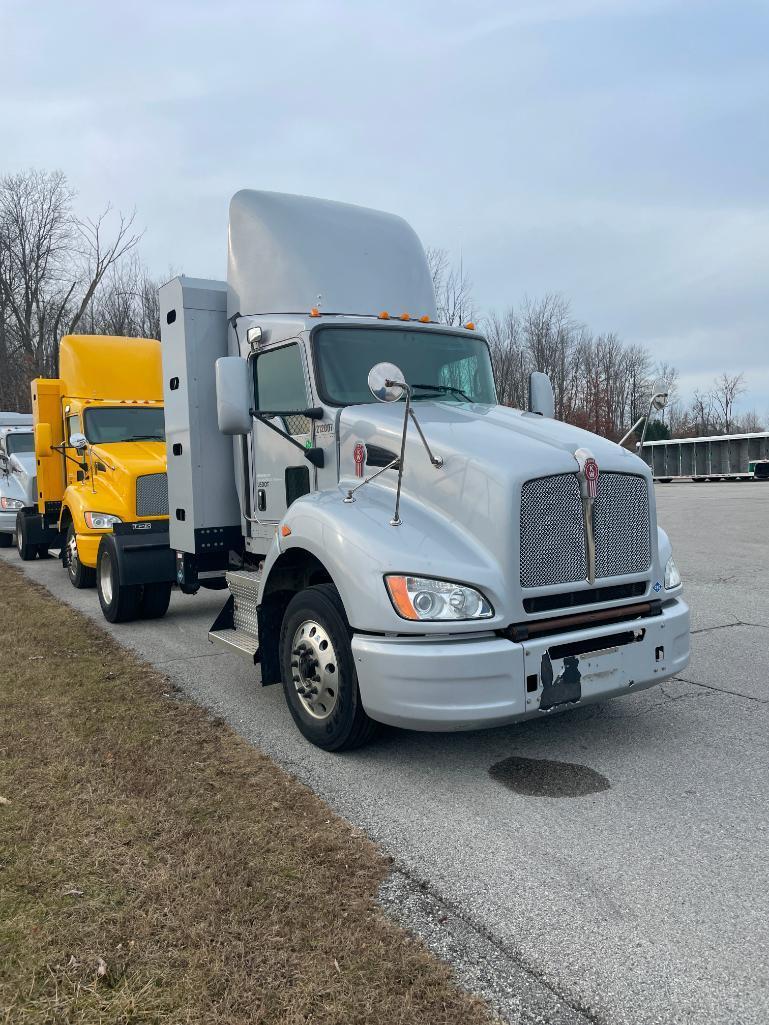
[4, 482, 768, 1025]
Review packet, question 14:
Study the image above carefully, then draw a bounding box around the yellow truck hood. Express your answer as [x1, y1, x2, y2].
[75, 440, 168, 522]
[92, 440, 166, 476]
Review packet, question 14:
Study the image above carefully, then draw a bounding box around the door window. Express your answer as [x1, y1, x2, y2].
[67, 414, 81, 444]
[254, 344, 310, 436]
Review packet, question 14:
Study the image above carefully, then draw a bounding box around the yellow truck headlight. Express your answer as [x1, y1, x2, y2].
[385, 575, 493, 621]
[84, 512, 122, 530]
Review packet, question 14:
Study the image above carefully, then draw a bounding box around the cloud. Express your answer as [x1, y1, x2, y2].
[1, 0, 766, 411]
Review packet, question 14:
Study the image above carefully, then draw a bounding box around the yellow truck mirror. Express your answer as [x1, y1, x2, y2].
[35, 422, 53, 456]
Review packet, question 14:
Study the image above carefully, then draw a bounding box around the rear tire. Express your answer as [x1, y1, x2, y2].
[140, 581, 172, 620]
[66, 523, 95, 588]
[0, 533, 11, 548]
[97, 536, 140, 623]
[16, 513, 38, 561]
[279, 583, 377, 751]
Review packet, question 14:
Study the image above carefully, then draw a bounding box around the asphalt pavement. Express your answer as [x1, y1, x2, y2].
[4, 481, 768, 1025]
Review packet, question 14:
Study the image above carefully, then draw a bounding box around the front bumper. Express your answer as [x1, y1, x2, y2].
[0, 510, 19, 534]
[352, 597, 690, 731]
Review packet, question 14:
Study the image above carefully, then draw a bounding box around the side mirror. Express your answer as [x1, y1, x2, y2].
[651, 391, 669, 411]
[215, 356, 253, 435]
[35, 422, 53, 457]
[69, 432, 88, 451]
[368, 362, 407, 403]
[528, 372, 555, 419]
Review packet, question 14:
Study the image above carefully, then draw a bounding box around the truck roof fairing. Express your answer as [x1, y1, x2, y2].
[58, 335, 163, 402]
[227, 190, 437, 324]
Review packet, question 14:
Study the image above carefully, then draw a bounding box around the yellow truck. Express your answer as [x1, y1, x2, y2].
[18, 334, 173, 618]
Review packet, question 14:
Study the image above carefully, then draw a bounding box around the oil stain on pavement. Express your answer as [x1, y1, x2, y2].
[488, 755, 611, 797]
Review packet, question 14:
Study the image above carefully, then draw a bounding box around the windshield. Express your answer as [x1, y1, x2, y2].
[83, 406, 165, 444]
[5, 432, 34, 455]
[313, 326, 497, 406]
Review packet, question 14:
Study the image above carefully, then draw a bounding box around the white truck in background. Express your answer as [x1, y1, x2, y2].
[127, 190, 688, 751]
[0, 412, 35, 550]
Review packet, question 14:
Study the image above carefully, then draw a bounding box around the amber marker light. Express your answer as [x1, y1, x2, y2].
[465, 321, 475, 330]
[399, 312, 410, 321]
[309, 308, 320, 317]
[281, 525, 292, 537]
[385, 576, 418, 620]
[378, 311, 390, 320]
[419, 315, 430, 323]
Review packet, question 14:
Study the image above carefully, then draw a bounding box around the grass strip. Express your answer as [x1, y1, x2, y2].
[0, 560, 494, 1025]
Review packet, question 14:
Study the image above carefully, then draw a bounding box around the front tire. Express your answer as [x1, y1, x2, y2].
[65, 523, 95, 588]
[279, 583, 377, 751]
[97, 536, 140, 623]
[16, 512, 39, 561]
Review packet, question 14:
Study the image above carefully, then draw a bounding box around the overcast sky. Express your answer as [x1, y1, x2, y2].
[2, 0, 767, 412]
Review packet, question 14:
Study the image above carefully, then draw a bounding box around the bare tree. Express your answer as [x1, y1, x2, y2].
[425, 245, 477, 326]
[484, 307, 527, 408]
[0, 169, 142, 405]
[710, 372, 747, 435]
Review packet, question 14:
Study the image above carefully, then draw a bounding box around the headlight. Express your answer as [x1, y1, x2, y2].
[84, 512, 122, 530]
[0, 497, 24, 511]
[664, 556, 681, 589]
[385, 575, 494, 621]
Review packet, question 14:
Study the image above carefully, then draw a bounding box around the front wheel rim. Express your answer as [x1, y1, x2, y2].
[99, 551, 113, 605]
[290, 619, 339, 720]
[67, 532, 79, 578]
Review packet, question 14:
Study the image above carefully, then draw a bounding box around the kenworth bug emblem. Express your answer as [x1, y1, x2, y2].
[353, 442, 366, 478]
[584, 456, 600, 498]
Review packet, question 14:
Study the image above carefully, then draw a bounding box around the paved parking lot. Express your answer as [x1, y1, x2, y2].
[4, 482, 768, 1025]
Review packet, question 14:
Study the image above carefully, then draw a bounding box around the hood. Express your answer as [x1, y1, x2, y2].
[9, 451, 36, 480]
[337, 401, 655, 603]
[338, 400, 646, 490]
[91, 440, 166, 477]
[2, 452, 36, 506]
[84, 440, 167, 519]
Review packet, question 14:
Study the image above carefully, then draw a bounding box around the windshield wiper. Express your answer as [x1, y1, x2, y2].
[123, 435, 164, 442]
[411, 383, 473, 402]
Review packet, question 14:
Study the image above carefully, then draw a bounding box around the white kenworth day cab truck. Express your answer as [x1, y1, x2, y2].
[152, 190, 689, 751]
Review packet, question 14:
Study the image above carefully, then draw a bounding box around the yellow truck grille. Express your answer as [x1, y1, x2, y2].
[136, 473, 169, 518]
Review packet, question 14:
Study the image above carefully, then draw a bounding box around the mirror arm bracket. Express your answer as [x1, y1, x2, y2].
[408, 408, 443, 468]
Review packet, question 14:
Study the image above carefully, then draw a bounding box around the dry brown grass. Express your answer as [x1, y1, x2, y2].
[0, 560, 495, 1025]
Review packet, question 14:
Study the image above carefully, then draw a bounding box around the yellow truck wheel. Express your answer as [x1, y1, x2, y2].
[65, 524, 96, 589]
[96, 535, 141, 623]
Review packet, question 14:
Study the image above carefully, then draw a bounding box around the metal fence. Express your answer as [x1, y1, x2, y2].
[640, 432, 769, 481]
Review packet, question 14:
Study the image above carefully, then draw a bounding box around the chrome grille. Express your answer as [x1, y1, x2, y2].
[520, 472, 650, 588]
[136, 473, 168, 517]
[520, 474, 586, 587]
[594, 473, 651, 578]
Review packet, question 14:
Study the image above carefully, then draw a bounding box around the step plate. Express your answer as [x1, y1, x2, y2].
[208, 626, 260, 664]
[226, 569, 261, 635]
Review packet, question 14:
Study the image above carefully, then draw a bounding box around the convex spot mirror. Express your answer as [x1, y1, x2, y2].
[216, 356, 253, 435]
[528, 371, 555, 419]
[368, 362, 407, 403]
[651, 391, 669, 411]
[69, 432, 88, 451]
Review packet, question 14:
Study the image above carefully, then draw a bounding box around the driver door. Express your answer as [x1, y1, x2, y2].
[252, 343, 313, 524]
